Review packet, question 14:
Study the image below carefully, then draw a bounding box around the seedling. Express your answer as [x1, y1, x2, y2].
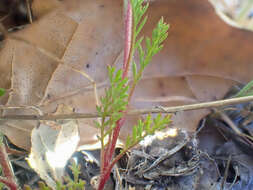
[0, 0, 170, 189]
[95, 0, 170, 189]
[23, 161, 85, 190]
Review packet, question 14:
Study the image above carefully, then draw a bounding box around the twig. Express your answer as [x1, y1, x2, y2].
[25, 0, 32, 24]
[221, 155, 232, 190]
[215, 109, 242, 135]
[194, 118, 206, 136]
[215, 108, 253, 143]
[0, 105, 43, 115]
[114, 165, 123, 190]
[1, 95, 253, 120]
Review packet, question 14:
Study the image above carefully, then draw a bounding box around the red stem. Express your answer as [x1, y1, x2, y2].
[102, 146, 109, 171]
[97, 166, 111, 190]
[97, 152, 120, 190]
[98, 1, 133, 189]
[0, 177, 18, 190]
[102, 132, 113, 171]
[0, 144, 18, 190]
[122, 0, 132, 78]
[98, 118, 126, 190]
[107, 118, 126, 162]
[98, 142, 133, 190]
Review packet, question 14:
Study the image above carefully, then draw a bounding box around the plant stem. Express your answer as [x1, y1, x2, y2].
[127, 69, 144, 103]
[0, 143, 18, 190]
[0, 177, 17, 190]
[123, 0, 133, 78]
[2, 95, 253, 120]
[98, 137, 143, 190]
[98, 1, 133, 189]
[107, 118, 126, 163]
[100, 117, 105, 174]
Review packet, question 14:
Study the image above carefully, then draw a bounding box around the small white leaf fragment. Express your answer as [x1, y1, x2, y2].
[28, 104, 80, 188]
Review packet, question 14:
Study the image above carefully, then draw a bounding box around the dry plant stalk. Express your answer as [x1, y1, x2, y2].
[1, 95, 253, 120]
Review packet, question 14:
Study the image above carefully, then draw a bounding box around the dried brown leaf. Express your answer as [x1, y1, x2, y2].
[0, 0, 253, 150]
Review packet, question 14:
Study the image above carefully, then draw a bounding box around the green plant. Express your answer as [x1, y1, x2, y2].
[0, 132, 84, 190]
[96, 0, 170, 189]
[0, 88, 5, 97]
[234, 80, 253, 97]
[58, 161, 85, 190]
[24, 161, 85, 190]
[0, 1, 170, 189]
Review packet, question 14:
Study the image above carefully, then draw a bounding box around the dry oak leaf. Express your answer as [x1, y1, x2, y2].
[28, 104, 79, 189]
[0, 0, 253, 151]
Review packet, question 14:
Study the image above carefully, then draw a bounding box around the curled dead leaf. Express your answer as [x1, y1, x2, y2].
[28, 104, 79, 188]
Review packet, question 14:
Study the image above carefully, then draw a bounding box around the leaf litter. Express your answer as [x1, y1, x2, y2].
[1, 0, 253, 189]
[28, 104, 79, 188]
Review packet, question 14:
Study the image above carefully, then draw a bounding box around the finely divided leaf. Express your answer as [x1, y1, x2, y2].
[123, 114, 171, 151]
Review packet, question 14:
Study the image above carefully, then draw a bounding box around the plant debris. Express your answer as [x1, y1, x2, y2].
[122, 129, 200, 189]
